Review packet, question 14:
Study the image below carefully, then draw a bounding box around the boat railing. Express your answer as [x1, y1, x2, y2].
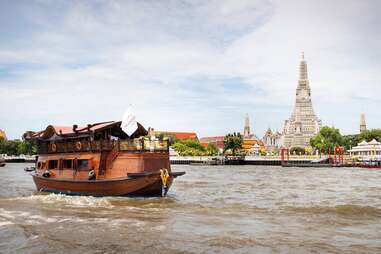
[42, 139, 169, 154]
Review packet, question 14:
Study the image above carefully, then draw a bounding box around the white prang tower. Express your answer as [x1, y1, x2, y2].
[360, 113, 367, 133]
[244, 113, 251, 138]
[282, 53, 322, 148]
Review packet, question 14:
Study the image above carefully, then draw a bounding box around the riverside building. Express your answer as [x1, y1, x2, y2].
[281, 53, 322, 148]
[349, 139, 381, 160]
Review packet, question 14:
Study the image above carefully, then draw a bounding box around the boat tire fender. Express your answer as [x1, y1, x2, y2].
[88, 170, 96, 180]
[42, 170, 51, 178]
[75, 141, 82, 151]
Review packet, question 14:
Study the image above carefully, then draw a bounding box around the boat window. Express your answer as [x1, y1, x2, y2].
[77, 159, 89, 170]
[48, 160, 58, 169]
[63, 159, 73, 169]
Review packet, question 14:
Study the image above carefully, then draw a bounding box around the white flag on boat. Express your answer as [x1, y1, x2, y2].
[121, 106, 138, 136]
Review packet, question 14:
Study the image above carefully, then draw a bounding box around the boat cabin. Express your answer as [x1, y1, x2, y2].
[26, 121, 170, 180]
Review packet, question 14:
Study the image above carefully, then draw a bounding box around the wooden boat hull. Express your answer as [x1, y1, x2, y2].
[32, 173, 175, 196]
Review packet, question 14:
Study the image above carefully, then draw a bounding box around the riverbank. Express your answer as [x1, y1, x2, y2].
[171, 155, 331, 166]
[1, 155, 36, 163]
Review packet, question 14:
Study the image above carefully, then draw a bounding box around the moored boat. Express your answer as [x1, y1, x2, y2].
[357, 160, 381, 169]
[25, 121, 185, 196]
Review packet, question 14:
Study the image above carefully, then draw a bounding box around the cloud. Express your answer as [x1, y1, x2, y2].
[0, 0, 380, 139]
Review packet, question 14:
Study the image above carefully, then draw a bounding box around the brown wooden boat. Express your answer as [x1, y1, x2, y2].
[25, 121, 185, 196]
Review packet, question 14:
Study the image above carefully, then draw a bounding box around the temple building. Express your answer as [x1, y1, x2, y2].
[262, 128, 281, 154]
[360, 113, 367, 133]
[199, 136, 225, 153]
[242, 114, 265, 154]
[0, 129, 6, 140]
[281, 53, 322, 148]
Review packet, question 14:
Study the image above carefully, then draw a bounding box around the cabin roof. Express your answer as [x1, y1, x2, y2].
[52, 121, 115, 135]
[25, 121, 147, 141]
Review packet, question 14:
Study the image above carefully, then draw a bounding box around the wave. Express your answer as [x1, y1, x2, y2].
[0, 221, 14, 227]
[282, 204, 381, 218]
[11, 194, 114, 208]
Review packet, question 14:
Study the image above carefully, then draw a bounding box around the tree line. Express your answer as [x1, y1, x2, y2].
[0, 139, 37, 156]
[172, 139, 219, 156]
[310, 126, 381, 154]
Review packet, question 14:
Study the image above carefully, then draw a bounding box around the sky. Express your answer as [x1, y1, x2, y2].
[0, 0, 380, 139]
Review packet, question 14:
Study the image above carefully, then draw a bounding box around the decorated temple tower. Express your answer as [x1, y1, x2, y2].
[281, 53, 322, 148]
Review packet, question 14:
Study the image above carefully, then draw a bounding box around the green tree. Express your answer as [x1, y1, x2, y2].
[171, 139, 206, 156]
[359, 129, 381, 142]
[18, 140, 37, 155]
[223, 132, 243, 155]
[180, 139, 205, 151]
[342, 134, 359, 150]
[310, 126, 344, 154]
[0, 139, 37, 155]
[206, 143, 219, 156]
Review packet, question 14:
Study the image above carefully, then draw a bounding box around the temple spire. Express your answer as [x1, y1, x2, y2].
[360, 113, 367, 133]
[299, 52, 308, 81]
[281, 53, 321, 148]
[244, 113, 251, 138]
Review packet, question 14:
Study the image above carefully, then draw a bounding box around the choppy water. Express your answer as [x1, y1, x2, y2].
[1, 163, 381, 254]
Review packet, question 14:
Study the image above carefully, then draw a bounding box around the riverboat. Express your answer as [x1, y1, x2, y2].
[25, 121, 185, 196]
[358, 160, 381, 169]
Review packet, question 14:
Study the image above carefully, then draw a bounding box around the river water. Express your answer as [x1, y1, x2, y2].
[0, 163, 380, 254]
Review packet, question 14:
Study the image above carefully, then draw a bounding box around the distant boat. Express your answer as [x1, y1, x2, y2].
[25, 121, 185, 196]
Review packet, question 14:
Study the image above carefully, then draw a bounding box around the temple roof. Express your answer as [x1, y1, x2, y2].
[200, 136, 225, 142]
[0, 129, 6, 140]
[155, 131, 198, 140]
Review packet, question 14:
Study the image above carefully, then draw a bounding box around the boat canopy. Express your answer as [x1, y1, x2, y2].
[24, 121, 148, 141]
